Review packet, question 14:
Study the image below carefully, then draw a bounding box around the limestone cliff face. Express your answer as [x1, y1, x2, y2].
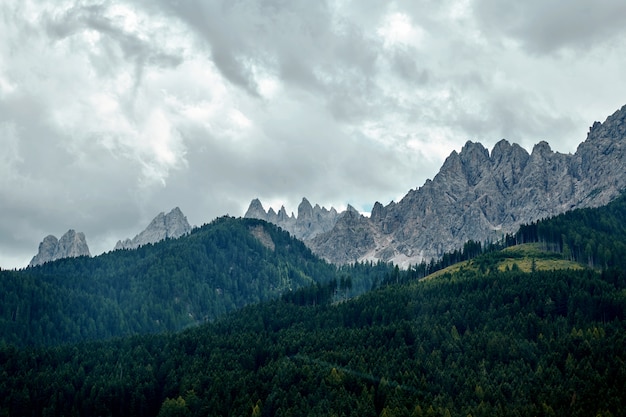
[307, 105, 626, 265]
[29, 230, 90, 267]
[115, 207, 191, 250]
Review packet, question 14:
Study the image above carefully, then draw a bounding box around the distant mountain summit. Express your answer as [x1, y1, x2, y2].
[244, 197, 340, 241]
[310, 105, 626, 265]
[249, 105, 626, 266]
[115, 207, 191, 250]
[29, 230, 90, 267]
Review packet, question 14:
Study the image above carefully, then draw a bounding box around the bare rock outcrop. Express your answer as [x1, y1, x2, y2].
[29, 230, 91, 267]
[115, 207, 191, 250]
[245, 105, 626, 267]
[244, 197, 340, 241]
[308, 104, 626, 266]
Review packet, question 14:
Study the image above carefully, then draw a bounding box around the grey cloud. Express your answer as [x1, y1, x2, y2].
[43, 3, 183, 87]
[170, 94, 416, 220]
[210, 48, 260, 97]
[448, 88, 579, 153]
[0, 94, 72, 178]
[0, 98, 143, 261]
[145, 0, 424, 134]
[154, 0, 381, 98]
[2, 0, 625, 268]
[473, 0, 626, 54]
[390, 47, 430, 84]
[151, 0, 279, 95]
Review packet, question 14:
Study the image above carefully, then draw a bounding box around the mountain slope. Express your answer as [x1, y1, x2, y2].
[423, 243, 585, 281]
[2, 252, 625, 416]
[3, 217, 386, 346]
[309, 104, 626, 265]
[3, 185, 626, 416]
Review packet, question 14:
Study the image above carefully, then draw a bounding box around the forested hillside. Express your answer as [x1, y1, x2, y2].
[2, 265, 625, 416]
[2, 195, 626, 416]
[516, 193, 626, 269]
[0, 217, 392, 346]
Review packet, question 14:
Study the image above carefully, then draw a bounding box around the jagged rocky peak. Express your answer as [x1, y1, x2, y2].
[30, 235, 58, 267]
[460, 140, 489, 160]
[163, 207, 191, 238]
[433, 141, 489, 191]
[530, 140, 553, 158]
[276, 206, 292, 222]
[115, 207, 191, 250]
[438, 149, 461, 173]
[573, 104, 626, 205]
[458, 141, 491, 187]
[244, 198, 268, 220]
[244, 197, 342, 241]
[490, 139, 530, 168]
[577, 105, 626, 161]
[293, 197, 343, 240]
[490, 139, 530, 190]
[330, 204, 363, 228]
[297, 198, 314, 220]
[490, 139, 512, 161]
[310, 204, 376, 264]
[56, 230, 90, 258]
[29, 229, 91, 267]
[370, 201, 385, 223]
[585, 104, 626, 143]
[345, 204, 360, 214]
[308, 104, 626, 267]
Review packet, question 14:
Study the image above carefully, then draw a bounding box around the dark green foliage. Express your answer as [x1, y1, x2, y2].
[384, 240, 510, 285]
[1, 267, 625, 416]
[516, 193, 626, 269]
[0, 217, 392, 346]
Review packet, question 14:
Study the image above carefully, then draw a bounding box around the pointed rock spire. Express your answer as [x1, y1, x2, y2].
[244, 198, 267, 220]
[29, 230, 90, 267]
[115, 207, 191, 250]
[244, 197, 341, 241]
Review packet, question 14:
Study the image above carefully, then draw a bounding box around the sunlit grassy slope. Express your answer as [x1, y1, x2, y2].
[426, 243, 585, 280]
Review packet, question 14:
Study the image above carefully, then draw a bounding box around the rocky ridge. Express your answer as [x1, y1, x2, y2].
[29, 230, 91, 267]
[244, 197, 340, 241]
[251, 105, 626, 266]
[114, 207, 191, 250]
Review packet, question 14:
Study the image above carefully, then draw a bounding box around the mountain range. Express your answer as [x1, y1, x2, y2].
[29, 105, 626, 268]
[29, 207, 192, 266]
[244, 197, 341, 241]
[4, 195, 626, 416]
[246, 104, 626, 266]
[7, 104, 626, 417]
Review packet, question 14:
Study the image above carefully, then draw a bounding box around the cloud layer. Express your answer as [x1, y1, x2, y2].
[2, 0, 626, 268]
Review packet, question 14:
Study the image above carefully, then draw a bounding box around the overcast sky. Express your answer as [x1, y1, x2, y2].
[2, 0, 626, 269]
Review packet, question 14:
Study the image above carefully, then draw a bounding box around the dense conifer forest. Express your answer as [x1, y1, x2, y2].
[1, 194, 626, 416]
[2, 265, 625, 416]
[0, 217, 391, 346]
